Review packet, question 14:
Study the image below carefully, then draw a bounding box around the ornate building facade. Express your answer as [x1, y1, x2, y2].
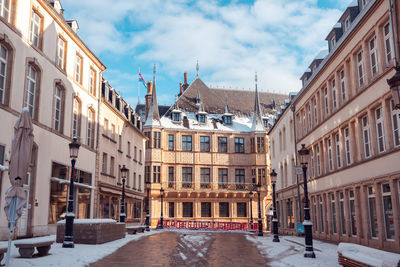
[142, 71, 287, 228]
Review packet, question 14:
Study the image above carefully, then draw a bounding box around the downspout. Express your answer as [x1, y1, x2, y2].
[291, 104, 302, 224]
[388, 0, 400, 66]
[94, 72, 103, 218]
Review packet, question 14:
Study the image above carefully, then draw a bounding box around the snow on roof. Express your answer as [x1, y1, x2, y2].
[314, 50, 329, 60]
[160, 111, 271, 133]
[348, 0, 358, 7]
[334, 22, 342, 28]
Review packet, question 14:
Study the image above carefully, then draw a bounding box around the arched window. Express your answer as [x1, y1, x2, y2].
[25, 64, 39, 118]
[0, 43, 8, 105]
[72, 97, 81, 138]
[0, 35, 14, 106]
[53, 81, 65, 132]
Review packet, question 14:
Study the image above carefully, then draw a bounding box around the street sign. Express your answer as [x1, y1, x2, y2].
[295, 166, 303, 175]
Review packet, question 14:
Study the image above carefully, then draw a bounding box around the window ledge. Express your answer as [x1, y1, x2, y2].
[126, 155, 132, 159]
[118, 149, 123, 154]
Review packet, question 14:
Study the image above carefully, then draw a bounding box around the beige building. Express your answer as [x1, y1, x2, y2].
[0, 0, 106, 239]
[141, 71, 287, 228]
[97, 80, 146, 223]
[290, 0, 400, 253]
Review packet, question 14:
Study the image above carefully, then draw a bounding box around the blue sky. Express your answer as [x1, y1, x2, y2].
[61, 0, 352, 106]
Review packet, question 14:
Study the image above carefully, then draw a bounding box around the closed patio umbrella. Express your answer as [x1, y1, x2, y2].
[4, 107, 34, 267]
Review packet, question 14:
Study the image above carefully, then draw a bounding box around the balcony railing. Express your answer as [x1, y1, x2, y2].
[200, 182, 211, 189]
[182, 182, 193, 188]
[160, 181, 260, 192]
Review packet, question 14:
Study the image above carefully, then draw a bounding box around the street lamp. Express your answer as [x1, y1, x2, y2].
[120, 165, 128, 223]
[298, 144, 315, 258]
[63, 137, 80, 248]
[160, 188, 165, 229]
[249, 191, 254, 228]
[256, 182, 263, 236]
[387, 66, 400, 109]
[145, 180, 150, 231]
[270, 169, 279, 242]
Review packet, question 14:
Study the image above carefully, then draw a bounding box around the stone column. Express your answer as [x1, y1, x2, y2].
[359, 185, 370, 245]
[362, 40, 371, 85]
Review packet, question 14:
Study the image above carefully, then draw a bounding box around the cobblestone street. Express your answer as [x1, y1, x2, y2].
[90, 231, 268, 267]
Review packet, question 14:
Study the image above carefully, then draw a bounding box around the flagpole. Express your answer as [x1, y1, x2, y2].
[137, 65, 140, 105]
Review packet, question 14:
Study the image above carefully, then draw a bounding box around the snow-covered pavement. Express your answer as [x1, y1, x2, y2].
[246, 234, 340, 266]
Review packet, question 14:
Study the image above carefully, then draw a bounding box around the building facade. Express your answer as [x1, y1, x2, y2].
[291, 0, 400, 253]
[142, 71, 287, 229]
[0, 0, 106, 239]
[97, 80, 146, 223]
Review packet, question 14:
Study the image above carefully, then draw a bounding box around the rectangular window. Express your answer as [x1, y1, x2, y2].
[367, 186, 378, 238]
[26, 65, 37, 118]
[237, 203, 247, 217]
[168, 202, 175, 218]
[319, 196, 324, 232]
[111, 124, 116, 140]
[30, 11, 41, 48]
[235, 169, 245, 189]
[218, 137, 227, 152]
[312, 198, 318, 232]
[369, 36, 379, 76]
[327, 138, 333, 171]
[0, 0, 10, 21]
[72, 98, 80, 138]
[103, 118, 108, 136]
[331, 194, 337, 234]
[339, 191, 346, 235]
[316, 145, 321, 176]
[153, 166, 160, 183]
[153, 132, 161, 148]
[139, 149, 142, 163]
[382, 183, 394, 239]
[344, 127, 351, 165]
[201, 202, 211, 217]
[307, 104, 312, 130]
[218, 168, 228, 189]
[134, 146, 137, 161]
[56, 37, 65, 69]
[0, 44, 7, 105]
[257, 137, 265, 153]
[127, 141, 131, 156]
[110, 156, 115, 176]
[250, 138, 255, 153]
[331, 79, 337, 109]
[302, 110, 306, 133]
[362, 115, 371, 158]
[182, 167, 192, 188]
[310, 150, 314, 178]
[349, 190, 357, 236]
[234, 137, 244, 153]
[144, 132, 151, 149]
[87, 109, 94, 148]
[324, 87, 329, 115]
[0, 144, 5, 165]
[313, 97, 318, 126]
[219, 202, 229, 217]
[182, 135, 192, 151]
[200, 136, 210, 152]
[335, 133, 341, 169]
[53, 86, 62, 131]
[340, 69, 346, 102]
[168, 134, 174, 150]
[182, 202, 193, 217]
[357, 50, 365, 87]
[102, 153, 107, 173]
[200, 168, 211, 188]
[384, 23, 393, 64]
[89, 69, 96, 95]
[145, 166, 150, 183]
[74, 54, 82, 84]
[375, 107, 386, 153]
[168, 167, 174, 188]
[391, 100, 400, 147]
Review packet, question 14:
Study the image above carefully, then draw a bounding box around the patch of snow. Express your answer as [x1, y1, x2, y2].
[179, 251, 187, 261]
[14, 235, 55, 245]
[57, 219, 117, 224]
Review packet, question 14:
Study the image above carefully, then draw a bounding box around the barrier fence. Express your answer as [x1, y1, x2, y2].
[157, 219, 258, 232]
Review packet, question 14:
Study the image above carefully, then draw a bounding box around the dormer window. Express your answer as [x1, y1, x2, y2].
[263, 119, 268, 128]
[224, 115, 232, 125]
[330, 36, 336, 49]
[199, 114, 206, 123]
[173, 112, 180, 122]
[344, 17, 350, 31]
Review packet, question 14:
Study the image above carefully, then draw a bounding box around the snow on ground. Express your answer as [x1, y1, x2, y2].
[246, 234, 340, 267]
[0, 231, 160, 267]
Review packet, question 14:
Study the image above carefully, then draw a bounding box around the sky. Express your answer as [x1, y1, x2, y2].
[61, 0, 353, 107]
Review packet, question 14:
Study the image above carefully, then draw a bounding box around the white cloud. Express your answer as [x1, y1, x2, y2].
[61, 0, 345, 104]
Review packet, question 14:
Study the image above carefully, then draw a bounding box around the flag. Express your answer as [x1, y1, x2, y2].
[139, 73, 147, 88]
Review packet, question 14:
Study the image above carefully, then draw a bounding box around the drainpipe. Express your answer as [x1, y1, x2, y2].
[291, 104, 302, 224]
[388, 0, 400, 66]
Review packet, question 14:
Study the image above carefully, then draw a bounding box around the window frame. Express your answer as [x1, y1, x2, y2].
[168, 134, 174, 151]
[362, 115, 371, 158]
[218, 137, 227, 152]
[383, 22, 393, 65]
[29, 10, 42, 48]
[56, 36, 66, 70]
[182, 135, 192, 151]
[369, 36, 379, 77]
[357, 50, 365, 87]
[200, 136, 210, 152]
[375, 106, 386, 153]
[53, 84, 63, 132]
[391, 100, 400, 147]
[74, 53, 83, 84]
[234, 137, 244, 153]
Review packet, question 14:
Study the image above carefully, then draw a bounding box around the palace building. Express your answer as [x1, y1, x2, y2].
[141, 70, 287, 228]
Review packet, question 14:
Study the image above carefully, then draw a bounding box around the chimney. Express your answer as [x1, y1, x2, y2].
[145, 81, 153, 120]
[179, 82, 183, 96]
[182, 72, 189, 92]
[183, 116, 190, 128]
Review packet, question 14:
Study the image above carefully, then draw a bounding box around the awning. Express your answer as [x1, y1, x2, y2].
[51, 177, 95, 190]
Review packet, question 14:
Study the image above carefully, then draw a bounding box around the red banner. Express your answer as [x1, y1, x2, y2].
[158, 219, 258, 232]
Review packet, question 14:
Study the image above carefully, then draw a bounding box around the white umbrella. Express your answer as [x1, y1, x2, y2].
[4, 107, 34, 267]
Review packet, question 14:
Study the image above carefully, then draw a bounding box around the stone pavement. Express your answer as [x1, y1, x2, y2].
[90, 231, 268, 267]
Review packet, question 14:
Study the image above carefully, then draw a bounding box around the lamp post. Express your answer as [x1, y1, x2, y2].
[120, 165, 128, 223]
[249, 191, 254, 228]
[63, 137, 80, 248]
[145, 180, 150, 231]
[388, 66, 400, 109]
[256, 182, 263, 236]
[298, 144, 315, 258]
[270, 169, 279, 242]
[160, 188, 164, 229]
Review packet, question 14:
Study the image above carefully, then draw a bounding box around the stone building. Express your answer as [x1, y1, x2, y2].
[0, 0, 106, 239]
[141, 70, 287, 228]
[97, 80, 146, 223]
[288, 0, 400, 253]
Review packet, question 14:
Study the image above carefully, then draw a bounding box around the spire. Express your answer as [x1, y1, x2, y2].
[224, 103, 231, 115]
[251, 72, 265, 132]
[144, 64, 160, 127]
[196, 89, 201, 104]
[196, 60, 199, 78]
